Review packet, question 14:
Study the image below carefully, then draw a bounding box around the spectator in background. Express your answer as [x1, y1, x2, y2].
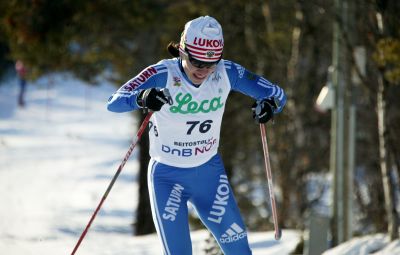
[15, 60, 27, 107]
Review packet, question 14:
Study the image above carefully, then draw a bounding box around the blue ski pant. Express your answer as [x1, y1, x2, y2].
[148, 153, 252, 255]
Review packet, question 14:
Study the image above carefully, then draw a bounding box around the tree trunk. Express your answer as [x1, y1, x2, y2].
[374, 0, 399, 240]
[377, 72, 399, 240]
[135, 112, 156, 235]
[280, 1, 304, 228]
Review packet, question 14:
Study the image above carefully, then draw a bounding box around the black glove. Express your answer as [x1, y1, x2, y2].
[252, 98, 277, 124]
[137, 88, 171, 111]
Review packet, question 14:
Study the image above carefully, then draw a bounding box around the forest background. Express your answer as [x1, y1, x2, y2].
[1, 0, 399, 252]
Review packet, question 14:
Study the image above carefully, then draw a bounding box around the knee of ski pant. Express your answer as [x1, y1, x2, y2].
[163, 245, 192, 255]
[219, 243, 253, 255]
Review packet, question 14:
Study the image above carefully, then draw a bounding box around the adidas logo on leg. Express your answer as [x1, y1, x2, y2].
[219, 223, 247, 243]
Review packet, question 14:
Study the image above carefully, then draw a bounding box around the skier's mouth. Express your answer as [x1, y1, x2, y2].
[193, 73, 207, 80]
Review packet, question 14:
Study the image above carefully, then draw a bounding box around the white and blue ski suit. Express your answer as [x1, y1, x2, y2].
[107, 58, 286, 255]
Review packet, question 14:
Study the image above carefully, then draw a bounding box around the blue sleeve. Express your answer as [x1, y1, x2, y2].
[107, 63, 168, 112]
[224, 60, 286, 113]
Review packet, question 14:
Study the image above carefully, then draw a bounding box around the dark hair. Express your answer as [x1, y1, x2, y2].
[167, 42, 180, 57]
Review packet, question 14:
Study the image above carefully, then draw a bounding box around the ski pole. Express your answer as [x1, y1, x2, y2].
[259, 123, 282, 240]
[71, 112, 153, 255]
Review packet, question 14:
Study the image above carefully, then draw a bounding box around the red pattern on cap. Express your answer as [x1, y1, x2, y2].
[185, 44, 223, 62]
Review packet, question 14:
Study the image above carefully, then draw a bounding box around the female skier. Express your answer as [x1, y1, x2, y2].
[107, 16, 286, 255]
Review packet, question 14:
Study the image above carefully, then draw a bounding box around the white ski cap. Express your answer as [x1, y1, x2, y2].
[179, 16, 224, 62]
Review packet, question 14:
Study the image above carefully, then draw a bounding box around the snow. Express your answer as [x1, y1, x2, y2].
[0, 73, 398, 255]
[322, 234, 400, 255]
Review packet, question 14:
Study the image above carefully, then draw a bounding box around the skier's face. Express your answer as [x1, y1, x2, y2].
[181, 53, 217, 85]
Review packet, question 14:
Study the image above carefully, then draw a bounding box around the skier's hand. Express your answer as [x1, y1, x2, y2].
[137, 88, 172, 111]
[252, 98, 277, 124]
